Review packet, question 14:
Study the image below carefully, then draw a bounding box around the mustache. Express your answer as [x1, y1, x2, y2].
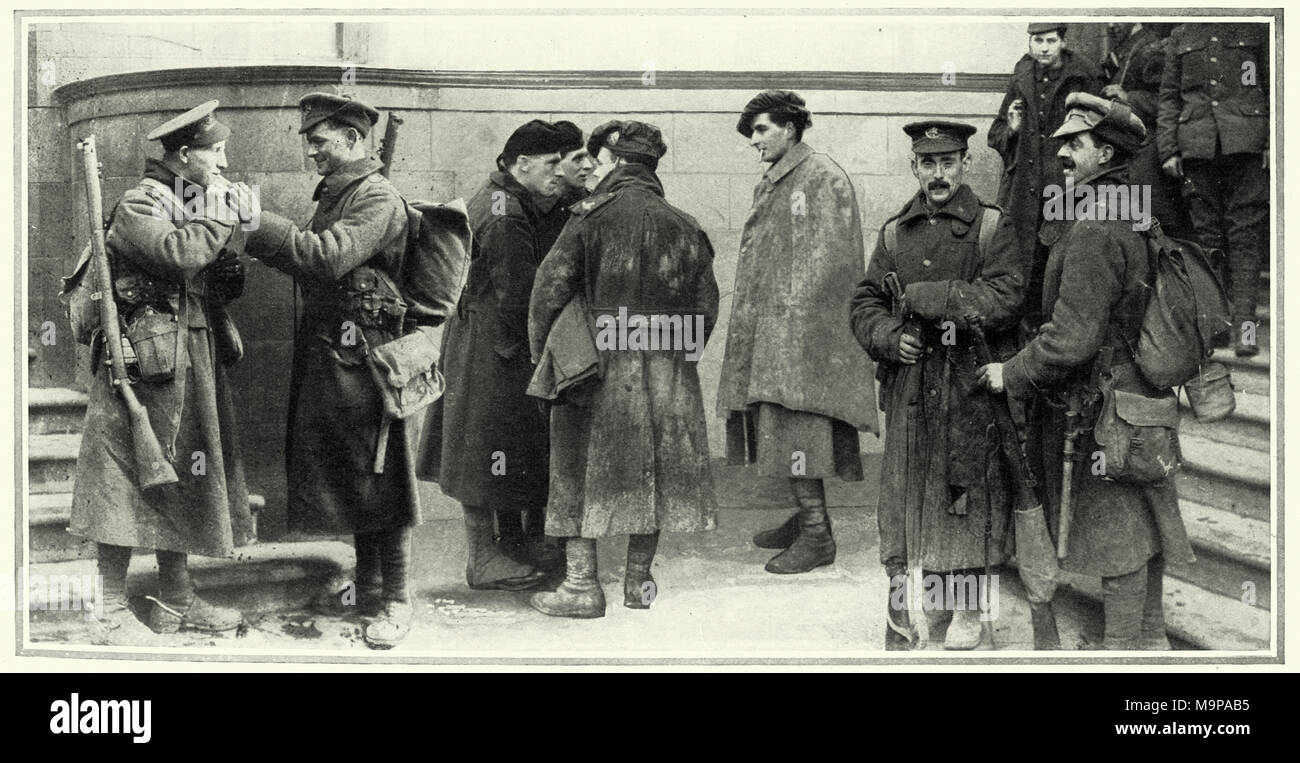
[1060, 158, 1076, 169]
[927, 181, 951, 190]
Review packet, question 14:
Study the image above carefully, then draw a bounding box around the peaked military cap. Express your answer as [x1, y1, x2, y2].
[147, 100, 231, 152]
[903, 120, 977, 154]
[298, 92, 380, 137]
[1027, 22, 1067, 35]
[609, 120, 667, 161]
[1052, 91, 1147, 153]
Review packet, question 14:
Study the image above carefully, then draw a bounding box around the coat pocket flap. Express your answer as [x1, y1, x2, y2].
[370, 330, 440, 388]
[1113, 389, 1179, 427]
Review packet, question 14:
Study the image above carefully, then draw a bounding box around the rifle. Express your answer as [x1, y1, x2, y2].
[967, 318, 1060, 649]
[78, 136, 179, 490]
[371, 111, 402, 472]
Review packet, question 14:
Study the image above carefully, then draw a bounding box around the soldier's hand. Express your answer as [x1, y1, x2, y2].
[977, 363, 1005, 394]
[1102, 84, 1128, 102]
[226, 182, 262, 225]
[1007, 99, 1025, 134]
[1162, 155, 1184, 179]
[898, 332, 924, 365]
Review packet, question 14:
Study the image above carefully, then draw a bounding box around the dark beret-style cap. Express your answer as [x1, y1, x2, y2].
[1052, 91, 1147, 153]
[147, 100, 231, 151]
[502, 119, 571, 159]
[736, 89, 813, 138]
[586, 120, 625, 158]
[298, 92, 380, 137]
[608, 120, 667, 161]
[553, 120, 585, 156]
[1027, 22, 1067, 35]
[903, 120, 978, 154]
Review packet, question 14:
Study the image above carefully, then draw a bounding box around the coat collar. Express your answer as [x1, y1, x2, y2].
[763, 141, 815, 185]
[896, 183, 981, 225]
[597, 162, 665, 197]
[488, 169, 545, 220]
[313, 155, 385, 202]
[142, 158, 202, 201]
[1013, 48, 1091, 89]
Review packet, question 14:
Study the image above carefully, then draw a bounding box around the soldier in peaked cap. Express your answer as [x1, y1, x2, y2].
[716, 90, 879, 576]
[423, 119, 572, 591]
[850, 120, 1026, 650]
[242, 92, 429, 649]
[70, 100, 255, 642]
[978, 91, 1196, 650]
[528, 120, 720, 618]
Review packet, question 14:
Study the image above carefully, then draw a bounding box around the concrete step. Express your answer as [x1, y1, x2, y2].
[1180, 500, 1271, 571]
[28, 433, 80, 494]
[1176, 434, 1270, 522]
[1212, 351, 1270, 396]
[1178, 389, 1270, 452]
[28, 387, 88, 436]
[28, 492, 268, 564]
[28, 539, 353, 620]
[1055, 570, 1270, 651]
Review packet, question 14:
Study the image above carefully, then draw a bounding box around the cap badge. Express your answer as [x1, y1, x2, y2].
[925, 127, 941, 139]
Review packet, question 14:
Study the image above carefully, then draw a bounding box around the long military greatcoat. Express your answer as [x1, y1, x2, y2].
[988, 49, 1100, 302]
[1001, 167, 1196, 578]
[850, 185, 1025, 572]
[245, 155, 421, 534]
[70, 160, 253, 557]
[529, 163, 720, 537]
[421, 171, 550, 511]
[716, 141, 879, 441]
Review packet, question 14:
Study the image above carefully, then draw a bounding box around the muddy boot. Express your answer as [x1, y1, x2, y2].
[944, 608, 985, 650]
[364, 528, 414, 649]
[1140, 555, 1171, 650]
[752, 511, 799, 549]
[765, 478, 835, 574]
[1101, 566, 1146, 651]
[1030, 602, 1061, 650]
[624, 532, 660, 609]
[88, 593, 155, 645]
[363, 600, 413, 650]
[530, 538, 605, 618]
[147, 550, 243, 633]
[464, 505, 546, 591]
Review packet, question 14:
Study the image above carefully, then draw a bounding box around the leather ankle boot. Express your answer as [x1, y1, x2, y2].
[765, 479, 835, 574]
[752, 511, 799, 549]
[464, 505, 546, 591]
[530, 538, 606, 618]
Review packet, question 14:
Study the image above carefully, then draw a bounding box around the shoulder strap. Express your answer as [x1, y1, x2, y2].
[977, 206, 1001, 260]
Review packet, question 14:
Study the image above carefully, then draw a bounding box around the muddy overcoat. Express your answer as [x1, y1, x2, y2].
[850, 185, 1026, 572]
[421, 171, 550, 511]
[1001, 167, 1196, 577]
[716, 142, 879, 442]
[528, 163, 720, 538]
[244, 155, 421, 534]
[70, 160, 253, 557]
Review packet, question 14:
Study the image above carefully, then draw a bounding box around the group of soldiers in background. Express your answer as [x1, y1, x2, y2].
[65, 20, 1268, 651]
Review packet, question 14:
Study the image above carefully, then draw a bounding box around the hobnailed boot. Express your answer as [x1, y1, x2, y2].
[464, 505, 547, 591]
[764, 478, 835, 574]
[530, 538, 606, 618]
[1030, 602, 1061, 650]
[624, 532, 660, 609]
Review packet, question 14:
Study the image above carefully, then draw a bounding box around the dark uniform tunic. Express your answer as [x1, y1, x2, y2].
[245, 155, 420, 534]
[850, 184, 1025, 572]
[529, 163, 720, 537]
[70, 160, 253, 557]
[1001, 167, 1195, 578]
[423, 171, 550, 511]
[988, 49, 1100, 324]
[535, 186, 588, 261]
[1157, 22, 1270, 326]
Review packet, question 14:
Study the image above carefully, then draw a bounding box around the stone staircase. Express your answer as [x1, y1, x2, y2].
[25, 385, 355, 625]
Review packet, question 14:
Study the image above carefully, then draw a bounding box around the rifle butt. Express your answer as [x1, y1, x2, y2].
[119, 384, 179, 489]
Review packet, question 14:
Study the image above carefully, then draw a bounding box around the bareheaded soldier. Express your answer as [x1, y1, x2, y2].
[243, 93, 422, 649]
[425, 120, 572, 591]
[716, 90, 879, 574]
[979, 94, 1196, 650]
[71, 101, 254, 641]
[850, 121, 1025, 649]
[1158, 22, 1270, 356]
[528, 121, 720, 618]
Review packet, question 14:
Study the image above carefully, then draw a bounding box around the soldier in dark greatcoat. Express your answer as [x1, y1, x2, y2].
[71, 101, 253, 640]
[1157, 22, 1270, 356]
[851, 121, 1026, 649]
[979, 93, 1196, 650]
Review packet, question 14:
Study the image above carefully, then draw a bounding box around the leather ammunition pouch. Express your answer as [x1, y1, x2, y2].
[339, 266, 408, 333]
[1093, 382, 1182, 483]
[124, 304, 180, 384]
[365, 327, 444, 420]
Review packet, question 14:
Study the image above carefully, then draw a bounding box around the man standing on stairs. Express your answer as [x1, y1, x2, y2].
[423, 120, 571, 592]
[716, 90, 879, 575]
[243, 93, 429, 649]
[527, 121, 720, 618]
[850, 121, 1024, 650]
[70, 100, 254, 641]
[1157, 22, 1270, 357]
[978, 93, 1196, 650]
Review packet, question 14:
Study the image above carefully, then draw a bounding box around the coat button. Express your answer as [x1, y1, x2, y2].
[1210, 56, 1218, 62]
[922, 259, 931, 267]
[1212, 100, 1219, 106]
[1211, 36, 1218, 42]
[1210, 79, 1218, 85]
[928, 388, 937, 397]
[929, 219, 936, 226]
